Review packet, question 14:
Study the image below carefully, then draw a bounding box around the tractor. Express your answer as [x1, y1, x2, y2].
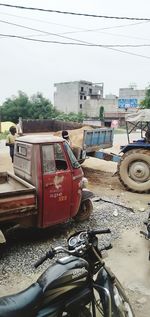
[118, 109, 150, 193]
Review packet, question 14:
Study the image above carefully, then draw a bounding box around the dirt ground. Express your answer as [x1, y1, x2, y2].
[82, 132, 150, 317]
[83, 164, 150, 317]
[0, 133, 150, 316]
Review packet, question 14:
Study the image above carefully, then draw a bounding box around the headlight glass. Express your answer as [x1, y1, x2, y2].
[80, 177, 88, 188]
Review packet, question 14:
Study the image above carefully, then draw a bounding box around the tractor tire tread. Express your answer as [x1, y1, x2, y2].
[118, 148, 150, 193]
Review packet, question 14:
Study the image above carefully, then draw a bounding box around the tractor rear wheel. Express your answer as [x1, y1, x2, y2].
[118, 149, 150, 193]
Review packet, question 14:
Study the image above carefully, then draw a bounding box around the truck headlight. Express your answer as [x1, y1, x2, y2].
[80, 177, 88, 189]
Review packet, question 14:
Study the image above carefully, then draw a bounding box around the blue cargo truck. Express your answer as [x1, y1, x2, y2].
[81, 110, 150, 194]
[81, 128, 119, 162]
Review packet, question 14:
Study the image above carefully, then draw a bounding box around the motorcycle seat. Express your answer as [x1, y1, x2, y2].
[0, 282, 43, 317]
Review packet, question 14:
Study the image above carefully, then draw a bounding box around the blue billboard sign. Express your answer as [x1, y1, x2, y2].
[118, 98, 138, 109]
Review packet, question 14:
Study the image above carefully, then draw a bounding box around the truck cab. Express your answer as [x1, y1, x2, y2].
[0, 135, 93, 242]
[14, 135, 86, 227]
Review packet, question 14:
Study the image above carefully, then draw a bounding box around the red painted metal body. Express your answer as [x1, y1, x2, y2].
[1, 135, 84, 228]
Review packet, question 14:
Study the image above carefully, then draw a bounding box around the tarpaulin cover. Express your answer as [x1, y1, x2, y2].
[125, 109, 150, 122]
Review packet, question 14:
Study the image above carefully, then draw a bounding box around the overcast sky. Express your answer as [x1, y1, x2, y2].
[0, 0, 150, 104]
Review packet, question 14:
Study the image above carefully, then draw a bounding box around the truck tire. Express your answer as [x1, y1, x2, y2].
[118, 149, 150, 193]
[75, 199, 93, 222]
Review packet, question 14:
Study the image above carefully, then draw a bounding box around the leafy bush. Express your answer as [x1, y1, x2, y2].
[140, 87, 150, 109]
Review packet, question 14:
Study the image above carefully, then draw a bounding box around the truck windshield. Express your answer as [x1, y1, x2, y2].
[42, 143, 68, 174]
[64, 142, 80, 169]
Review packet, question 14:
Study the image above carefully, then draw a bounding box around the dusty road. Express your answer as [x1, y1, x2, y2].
[0, 133, 150, 316]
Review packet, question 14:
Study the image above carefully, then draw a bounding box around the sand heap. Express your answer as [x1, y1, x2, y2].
[1, 122, 16, 133]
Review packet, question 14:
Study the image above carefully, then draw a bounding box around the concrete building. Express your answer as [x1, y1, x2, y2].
[54, 81, 104, 114]
[53, 81, 146, 127]
[82, 95, 118, 118]
[118, 87, 145, 110]
[82, 87, 146, 118]
[82, 94, 125, 126]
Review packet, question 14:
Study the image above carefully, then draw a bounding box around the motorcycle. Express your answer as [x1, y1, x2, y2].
[0, 228, 135, 317]
[140, 211, 150, 260]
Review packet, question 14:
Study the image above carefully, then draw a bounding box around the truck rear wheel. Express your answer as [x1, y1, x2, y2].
[118, 149, 150, 193]
[75, 199, 93, 222]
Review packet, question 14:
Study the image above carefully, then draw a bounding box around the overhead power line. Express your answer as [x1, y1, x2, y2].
[1, 11, 150, 45]
[0, 19, 91, 44]
[1, 33, 150, 60]
[1, 33, 150, 47]
[1, 10, 149, 42]
[0, 17, 150, 60]
[2, 17, 148, 50]
[1, 18, 150, 49]
[0, 10, 148, 32]
[0, 3, 150, 21]
[0, 10, 85, 30]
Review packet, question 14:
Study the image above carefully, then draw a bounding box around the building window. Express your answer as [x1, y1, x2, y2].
[80, 95, 83, 100]
[89, 88, 92, 94]
[84, 96, 86, 100]
[80, 104, 82, 109]
[81, 87, 84, 92]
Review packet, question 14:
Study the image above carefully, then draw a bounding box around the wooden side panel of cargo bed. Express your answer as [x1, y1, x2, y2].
[0, 194, 37, 221]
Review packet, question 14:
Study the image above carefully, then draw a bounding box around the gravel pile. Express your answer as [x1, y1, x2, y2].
[0, 199, 149, 294]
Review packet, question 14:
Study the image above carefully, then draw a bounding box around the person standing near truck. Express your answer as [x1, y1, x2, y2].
[61, 130, 72, 147]
[61, 130, 81, 160]
[6, 126, 17, 163]
[16, 120, 23, 136]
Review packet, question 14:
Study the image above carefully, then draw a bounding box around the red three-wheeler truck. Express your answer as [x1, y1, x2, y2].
[0, 135, 93, 243]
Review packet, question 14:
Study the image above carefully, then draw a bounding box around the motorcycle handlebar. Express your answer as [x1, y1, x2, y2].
[100, 243, 113, 252]
[89, 229, 111, 235]
[34, 255, 47, 268]
[34, 229, 111, 268]
[34, 250, 55, 268]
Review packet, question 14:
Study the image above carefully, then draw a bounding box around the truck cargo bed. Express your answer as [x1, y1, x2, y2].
[83, 128, 114, 153]
[0, 172, 37, 221]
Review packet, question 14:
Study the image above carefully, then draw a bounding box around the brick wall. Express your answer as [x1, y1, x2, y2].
[22, 119, 82, 133]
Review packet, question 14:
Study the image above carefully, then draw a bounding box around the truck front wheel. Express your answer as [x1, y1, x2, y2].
[75, 199, 93, 222]
[118, 149, 150, 193]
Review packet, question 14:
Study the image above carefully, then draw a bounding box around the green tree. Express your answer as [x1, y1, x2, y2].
[28, 93, 58, 119]
[1, 91, 31, 123]
[55, 112, 85, 122]
[0, 91, 85, 123]
[99, 106, 104, 120]
[1, 91, 57, 122]
[140, 88, 150, 109]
